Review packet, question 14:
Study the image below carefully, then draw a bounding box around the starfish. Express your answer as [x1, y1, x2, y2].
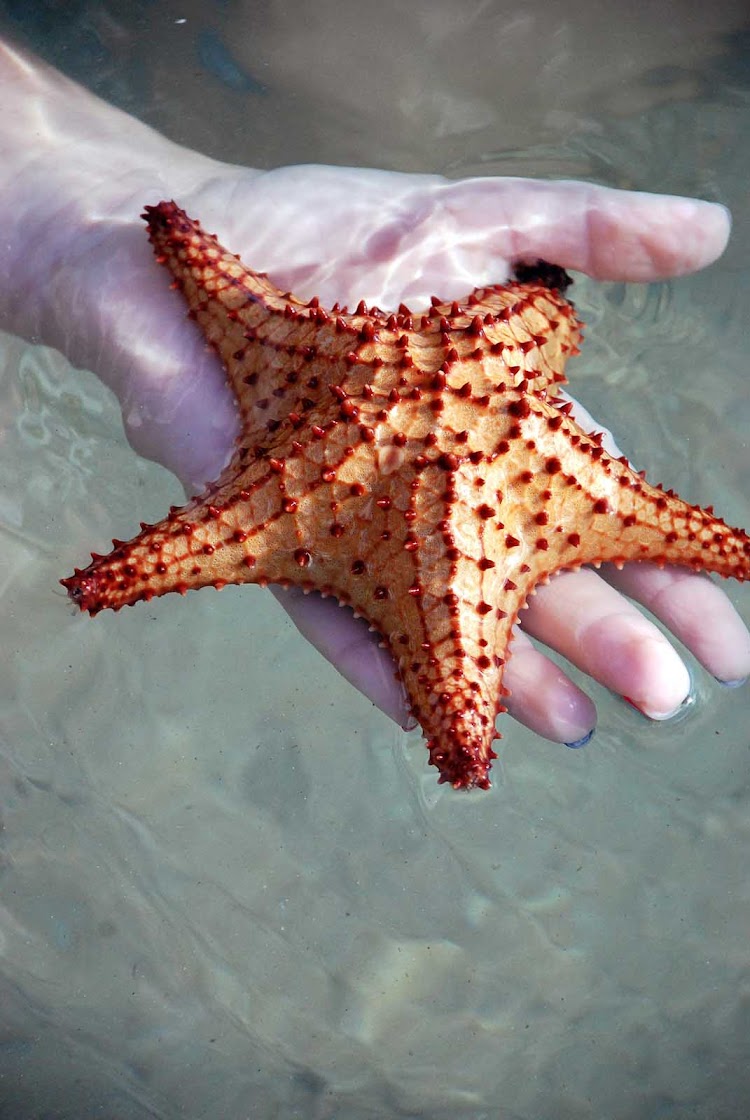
[62, 202, 750, 789]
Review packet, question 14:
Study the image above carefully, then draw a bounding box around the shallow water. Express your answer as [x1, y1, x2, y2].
[1, 2, 749, 1118]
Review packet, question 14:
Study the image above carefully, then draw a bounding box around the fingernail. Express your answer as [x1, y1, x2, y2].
[716, 675, 748, 690]
[565, 729, 594, 749]
[624, 688, 696, 722]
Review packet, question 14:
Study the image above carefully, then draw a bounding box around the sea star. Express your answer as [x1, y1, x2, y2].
[62, 202, 750, 789]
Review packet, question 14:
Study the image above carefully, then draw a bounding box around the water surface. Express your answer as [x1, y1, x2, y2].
[0, 3, 749, 1117]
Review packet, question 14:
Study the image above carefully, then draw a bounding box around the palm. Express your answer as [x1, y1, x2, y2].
[6, 54, 748, 744]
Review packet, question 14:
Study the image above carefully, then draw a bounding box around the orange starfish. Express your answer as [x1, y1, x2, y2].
[62, 202, 750, 789]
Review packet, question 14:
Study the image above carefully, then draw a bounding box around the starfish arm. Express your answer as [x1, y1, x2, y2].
[58, 474, 284, 613]
[501, 398, 750, 583]
[356, 460, 529, 790]
[143, 201, 582, 413]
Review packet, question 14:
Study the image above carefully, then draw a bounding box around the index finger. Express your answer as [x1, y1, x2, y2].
[438, 177, 731, 281]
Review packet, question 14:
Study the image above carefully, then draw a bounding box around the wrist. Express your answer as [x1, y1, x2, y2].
[0, 39, 222, 353]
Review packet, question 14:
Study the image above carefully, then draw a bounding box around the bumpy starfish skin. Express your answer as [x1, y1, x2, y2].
[62, 202, 750, 789]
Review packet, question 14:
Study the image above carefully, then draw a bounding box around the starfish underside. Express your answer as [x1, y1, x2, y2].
[62, 202, 750, 789]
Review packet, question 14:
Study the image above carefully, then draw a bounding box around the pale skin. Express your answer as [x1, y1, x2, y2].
[1, 40, 748, 747]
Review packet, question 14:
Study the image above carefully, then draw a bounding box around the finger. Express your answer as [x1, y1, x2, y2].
[521, 567, 692, 719]
[270, 586, 417, 729]
[604, 564, 750, 685]
[438, 177, 731, 282]
[502, 629, 596, 746]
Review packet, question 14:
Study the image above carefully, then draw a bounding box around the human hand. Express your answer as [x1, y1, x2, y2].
[2, 42, 748, 747]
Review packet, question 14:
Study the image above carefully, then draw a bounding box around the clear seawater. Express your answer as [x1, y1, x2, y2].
[0, 2, 749, 1118]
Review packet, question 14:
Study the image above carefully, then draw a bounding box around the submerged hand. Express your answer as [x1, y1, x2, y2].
[1, 41, 748, 748]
